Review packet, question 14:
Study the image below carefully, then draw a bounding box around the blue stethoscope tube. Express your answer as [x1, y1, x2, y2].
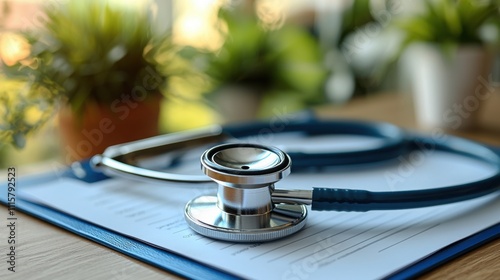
[222, 118, 408, 168]
[93, 118, 500, 212]
[312, 137, 500, 211]
[221, 119, 500, 211]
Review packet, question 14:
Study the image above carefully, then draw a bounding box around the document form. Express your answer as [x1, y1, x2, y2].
[19, 149, 500, 279]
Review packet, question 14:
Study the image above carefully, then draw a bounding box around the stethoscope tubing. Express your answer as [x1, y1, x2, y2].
[311, 135, 500, 211]
[222, 118, 408, 167]
[92, 118, 500, 212]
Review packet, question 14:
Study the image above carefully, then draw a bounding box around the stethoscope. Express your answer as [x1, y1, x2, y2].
[91, 118, 500, 242]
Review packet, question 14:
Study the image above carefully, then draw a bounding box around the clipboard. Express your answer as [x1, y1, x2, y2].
[2, 156, 500, 280]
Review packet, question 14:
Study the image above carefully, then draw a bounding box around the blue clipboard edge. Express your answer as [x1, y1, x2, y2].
[2, 166, 499, 279]
[386, 223, 500, 279]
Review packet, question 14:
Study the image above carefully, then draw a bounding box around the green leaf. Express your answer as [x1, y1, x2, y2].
[442, 0, 462, 37]
[395, 0, 500, 45]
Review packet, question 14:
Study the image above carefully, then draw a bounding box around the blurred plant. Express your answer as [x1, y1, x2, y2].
[0, 0, 178, 148]
[332, 0, 500, 96]
[318, 0, 397, 102]
[338, 0, 376, 45]
[0, 78, 54, 148]
[184, 4, 327, 114]
[396, 0, 500, 50]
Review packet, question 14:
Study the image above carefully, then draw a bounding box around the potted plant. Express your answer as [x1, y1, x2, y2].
[185, 4, 327, 123]
[395, 0, 499, 130]
[1, 0, 177, 163]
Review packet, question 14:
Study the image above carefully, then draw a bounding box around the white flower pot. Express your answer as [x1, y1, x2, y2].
[405, 44, 493, 130]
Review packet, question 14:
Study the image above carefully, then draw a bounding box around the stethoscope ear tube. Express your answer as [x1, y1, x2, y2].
[92, 119, 410, 183]
[91, 125, 225, 183]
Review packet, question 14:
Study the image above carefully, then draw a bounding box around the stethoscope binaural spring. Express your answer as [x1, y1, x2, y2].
[91, 119, 500, 242]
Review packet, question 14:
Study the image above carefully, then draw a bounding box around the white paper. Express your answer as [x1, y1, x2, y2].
[19, 147, 500, 280]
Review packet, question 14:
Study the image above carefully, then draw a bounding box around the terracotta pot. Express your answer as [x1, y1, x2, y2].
[59, 94, 162, 164]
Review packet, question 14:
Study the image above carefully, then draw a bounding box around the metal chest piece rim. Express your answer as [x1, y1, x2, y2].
[184, 143, 308, 242]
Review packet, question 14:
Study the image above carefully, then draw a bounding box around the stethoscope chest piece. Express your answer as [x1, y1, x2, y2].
[184, 143, 307, 242]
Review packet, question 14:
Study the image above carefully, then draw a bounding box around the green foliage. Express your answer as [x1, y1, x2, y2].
[397, 0, 500, 46]
[204, 7, 273, 88]
[0, 79, 54, 149]
[1, 0, 176, 148]
[339, 0, 376, 44]
[185, 5, 327, 109]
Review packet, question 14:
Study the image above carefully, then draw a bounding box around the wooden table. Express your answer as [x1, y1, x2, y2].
[1, 92, 499, 279]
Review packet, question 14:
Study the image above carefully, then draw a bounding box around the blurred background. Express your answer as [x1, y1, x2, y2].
[0, 0, 499, 169]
